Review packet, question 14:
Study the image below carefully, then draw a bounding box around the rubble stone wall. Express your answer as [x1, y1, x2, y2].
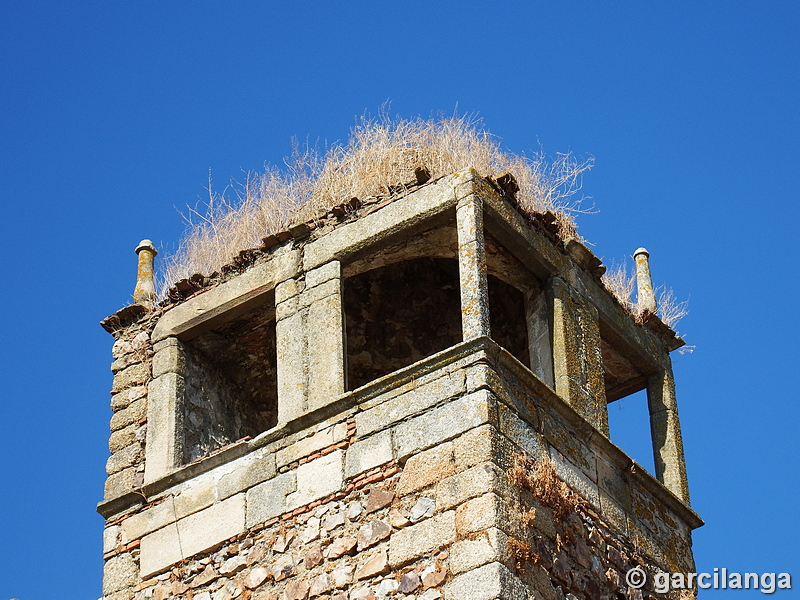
[101, 340, 697, 600]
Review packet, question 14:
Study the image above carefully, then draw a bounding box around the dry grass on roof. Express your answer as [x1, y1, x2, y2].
[159, 114, 594, 295]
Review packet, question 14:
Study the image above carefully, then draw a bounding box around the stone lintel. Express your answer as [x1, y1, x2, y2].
[301, 170, 479, 272]
[151, 249, 299, 343]
[483, 192, 670, 370]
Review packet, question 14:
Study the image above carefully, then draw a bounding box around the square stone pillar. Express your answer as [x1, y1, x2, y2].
[548, 275, 609, 435]
[144, 336, 186, 484]
[525, 286, 555, 388]
[647, 361, 690, 503]
[456, 195, 490, 341]
[275, 260, 346, 424]
[275, 277, 307, 425]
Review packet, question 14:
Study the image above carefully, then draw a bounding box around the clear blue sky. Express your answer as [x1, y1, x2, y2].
[1, 2, 797, 598]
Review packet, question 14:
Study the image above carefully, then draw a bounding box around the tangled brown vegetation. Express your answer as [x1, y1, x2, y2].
[601, 262, 689, 329]
[507, 454, 581, 523]
[159, 114, 593, 294]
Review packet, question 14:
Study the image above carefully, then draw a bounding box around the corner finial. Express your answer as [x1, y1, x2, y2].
[634, 247, 656, 314]
[134, 239, 158, 308]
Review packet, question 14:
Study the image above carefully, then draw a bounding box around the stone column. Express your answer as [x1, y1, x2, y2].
[134, 239, 158, 307]
[275, 260, 346, 424]
[634, 247, 657, 314]
[144, 336, 186, 484]
[548, 276, 609, 435]
[275, 277, 307, 425]
[303, 260, 346, 412]
[526, 287, 555, 388]
[647, 360, 690, 503]
[456, 195, 490, 341]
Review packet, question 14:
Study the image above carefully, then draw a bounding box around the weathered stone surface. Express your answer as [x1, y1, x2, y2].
[331, 565, 353, 588]
[434, 462, 507, 512]
[103, 552, 138, 595]
[299, 517, 320, 545]
[305, 276, 346, 411]
[548, 446, 600, 507]
[106, 442, 143, 475]
[389, 511, 456, 567]
[388, 507, 410, 528]
[323, 511, 346, 531]
[218, 449, 277, 500]
[450, 528, 508, 574]
[409, 496, 436, 522]
[272, 554, 295, 581]
[356, 548, 388, 580]
[152, 250, 300, 342]
[108, 423, 138, 453]
[112, 362, 150, 393]
[139, 494, 246, 577]
[220, 555, 247, 575]
[286, 450, 344, 510]
[377, 578, 399, 597]
[110, 398, 146, 432]
[303, 174, 462, 271]
[348, 586, 373, 600]
[103, 590, 135, 600]
[346, 501, 364, 520]
[365, 488, 394, 513]
[283, 579, 309, 600]
[110, 385, 147, 411]
[497, 403, 547, 462]
[419, 590, 443, 600]
[143, 373, 183, 484]
[309, 572, 330, 597]
[103, 524, 120, 554]
[422, 565, 448, 588]
[357, 519, 392, 550]
[455, 492, 507, 536]
[445, 561, 527, 600]
[246, 471, 296, 527]
[345, 430, 393, 478]
[304, 546, 324, 569]
[396, 443, 454, 497]
[393, 390, 492, 460]
[457, 194, 490, 340]
[152, 344, 185, 378]
[356, 370, 466, 437]
[192, 564, 219, 587]
[277, 423, 348, 467]
[398, 571, 421, 593]
[326, 536, 357, 559]
[104, 466, 136, 499]
[452, 424, 499, 471]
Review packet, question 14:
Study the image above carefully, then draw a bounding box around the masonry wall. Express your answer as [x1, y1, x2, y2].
[102, 338, 698, 600]
[101, 170, 699, 600]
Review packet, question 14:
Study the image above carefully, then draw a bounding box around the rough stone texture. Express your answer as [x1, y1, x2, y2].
[246, 471, 297, 528]
[355, 369, 466, 437]
[286, 450, 344, 510]
[101, 171, 698, 600]
[450, 527, 509, 574]
[388, 511, 456, 567]
[277, 422, 348, 467]
[103, 552, 138, 595]
[139, 493, 246, 577]
[446, 561, 529, 600]
[392, 389, 492, 459]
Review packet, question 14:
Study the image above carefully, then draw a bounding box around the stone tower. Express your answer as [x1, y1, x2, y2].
[99, 169, 701, 600]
